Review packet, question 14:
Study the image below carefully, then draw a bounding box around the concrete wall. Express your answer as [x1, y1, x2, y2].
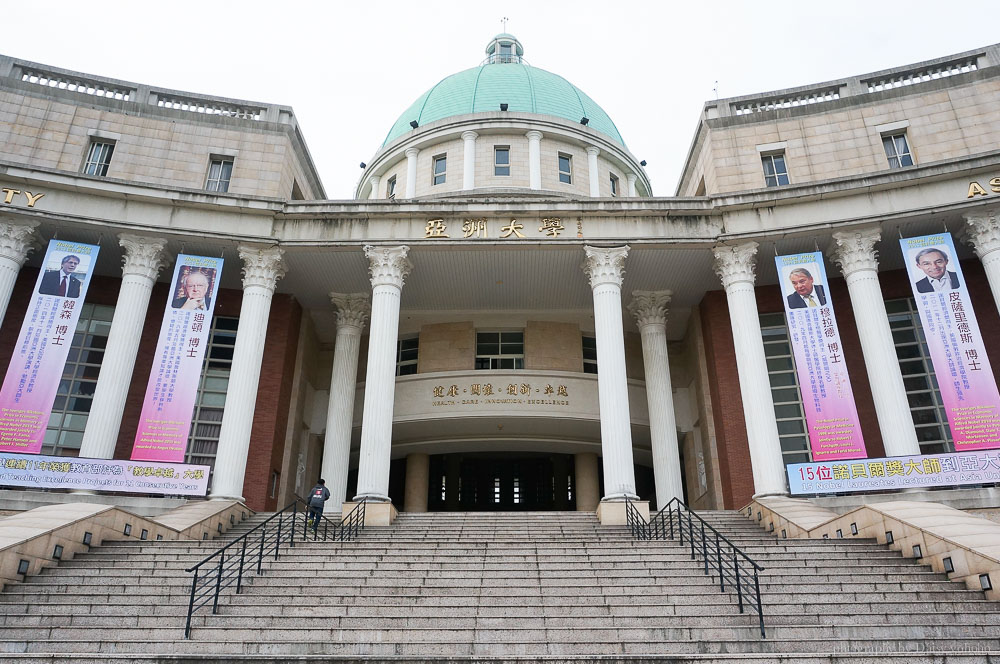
[417, 321, 475, 373]
[524, 321, 582, 371]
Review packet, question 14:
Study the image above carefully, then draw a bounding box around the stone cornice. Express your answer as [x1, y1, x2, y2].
[713, 242, 758, 288]
[118, 233, 168, 281]
[582, 245, 629, 289]
[628, 290, 672, 328]
[238, 245, 285, 291]
[364, 245, 412, 290]
[329, 292, 371, 330]
[830, 228, 881, 276]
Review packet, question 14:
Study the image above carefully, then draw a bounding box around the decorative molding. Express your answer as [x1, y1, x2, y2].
[582, 245, 629, 289]
[586, 146, 601, 156]
[364, 245, 412, 290]
[461, 131, 479, 141]
[628, 290, 673, 328]
[118, 233, 168, 281]
[329, 292, 371, 330]
[712, 242, 758, 289]
[0, 219, 39, 266]
[830, 228, 881, 276]
[404, 147, 420, 158]
[963, 210, 1000, 258]
[238, 245, 286, 291]
[524, 130, 543, 141]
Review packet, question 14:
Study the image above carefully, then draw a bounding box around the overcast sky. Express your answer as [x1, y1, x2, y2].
[6, 1, 997, 198]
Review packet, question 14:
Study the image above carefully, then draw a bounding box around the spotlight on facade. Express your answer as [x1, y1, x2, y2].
[640, 160, 647, 167]
[500, 103, 508, 111]
[409, 120, 419, 129]
[359, 162, 366, 169]
[580, 117, 589, 125]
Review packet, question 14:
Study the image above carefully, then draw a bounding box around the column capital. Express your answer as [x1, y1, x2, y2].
[586, 146, 601, 157]
[461, 130, 479, 141]
[963, 208, 1000, 258]
[525, 130, 543, 141]
[713, 242, 758, 289]
[118, 233, 168, 281]
[329, 292, 371, 330]
[238, 245, 286, 291]
[404, 147, 420, 158]
[628, 290, 673, 328]
[830, 227, 881, 276]
[582, 245, 629, 289]
[0, 218, 39, 266]
[364, 245, 412, 289]
[626, 173, 638, 184]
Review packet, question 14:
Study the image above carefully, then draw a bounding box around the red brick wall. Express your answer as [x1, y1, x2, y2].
[701, 258, 1000, 509]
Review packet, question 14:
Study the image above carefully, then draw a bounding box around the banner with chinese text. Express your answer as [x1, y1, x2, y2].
[776, 252, 867, 460]
[789, 450, 1000, 494]
[0, 450, 208, 495]
[0, 240, 100, 452]
[131, 255, 223, 462]
[900, 233, 1000, 450]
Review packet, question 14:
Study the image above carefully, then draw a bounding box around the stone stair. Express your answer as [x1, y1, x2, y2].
[0, 508, 998, 662]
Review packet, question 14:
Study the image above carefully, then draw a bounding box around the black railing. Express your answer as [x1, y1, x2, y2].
[625, 497, 766, 638]
[183, 498, 367, 638]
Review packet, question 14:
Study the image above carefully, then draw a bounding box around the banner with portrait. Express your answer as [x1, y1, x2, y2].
[776, 252, 867, 460]
[131, 255, 223, 462]
[900, 233, 1000, 450]
[0, 239, 100, 453]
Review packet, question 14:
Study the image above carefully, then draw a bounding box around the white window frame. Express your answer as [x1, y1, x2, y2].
[760, 152, 789, 187]
[386, 175, 397, 197]
[609, 173, 619, 196]
[82, 140, 115, 177]
[432, 154, 447, 185]
[475, 330, 524, 370]
[882, 132, 914, 169]
[396, 335, 418, 376]
[494, 146, 510, 176]
[206, 156, 234, 193]
[558, 153, 572, 184]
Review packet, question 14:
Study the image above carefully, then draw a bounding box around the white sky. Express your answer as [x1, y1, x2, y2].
[6, 1, 997, 198]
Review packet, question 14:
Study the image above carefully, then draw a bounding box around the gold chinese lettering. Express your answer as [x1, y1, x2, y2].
[432, 386, 445, 398]
[425, 218, 449, 238]
[462, 218, 488, 238]
[557, 385, 568, 397]
[483, 383, 494, 395]
[470, 384, 481, 395]
[507, 384, 518, 395]
[499, 219, 525, 239]
[544, 385, 554, 395]
[538, 217, 564, 237]
[520, 383, 531, 395]
[447, 385, 459, 397]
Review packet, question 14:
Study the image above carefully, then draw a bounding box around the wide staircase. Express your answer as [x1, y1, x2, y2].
[0, 508, 998, 662]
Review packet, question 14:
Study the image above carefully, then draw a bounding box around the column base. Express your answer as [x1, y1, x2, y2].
[343, 501, 397, 526]
[752, 490, 789, 500]
[209, 493, 246, 503]
[597, 499, 648, 525]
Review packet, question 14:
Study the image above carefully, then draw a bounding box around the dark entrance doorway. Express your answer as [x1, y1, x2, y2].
[427, 452, 576, 511]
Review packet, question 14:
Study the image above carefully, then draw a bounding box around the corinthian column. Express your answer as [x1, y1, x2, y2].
[582, 245, 637, 501]
[830, 229, 920, 457]
[964, 209, 1000, 314]
[354, 245, 412, 503]
[210, 245, 285, 501]
[0, 219, 39, 325]
[322, 292, 370, 509]
[628, 290, 683, 507]
[79, 234, 168, 459]
[713, 242, 786, 497]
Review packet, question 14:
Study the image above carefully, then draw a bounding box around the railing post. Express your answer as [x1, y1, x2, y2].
[257, 526, 265, 574]
[212, 550, 224, 615]
[184, 569, 199, 639]
[275, 512, 283, 560]
[236, 537, 247, 595]
[754, 569, 765, 639]
[677, 503, 684, 546]
[701, 521, 709, 574]
[734, 554, 744, 613]
[716, 533, 724, 591]
[668, 504, 674, 540]
[688, 511, 695, 560]
[290, 503, 296, 548]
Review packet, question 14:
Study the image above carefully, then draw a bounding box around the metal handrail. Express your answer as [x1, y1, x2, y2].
[625, 497, 766, 638]
[183, 498, 367, 638]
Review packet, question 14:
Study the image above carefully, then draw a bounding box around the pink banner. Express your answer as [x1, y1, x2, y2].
[131, 255, 223, 462]
[0, 240, 100, 453]
[901, 233, 1000, 451]
[777, 252, 867, 461]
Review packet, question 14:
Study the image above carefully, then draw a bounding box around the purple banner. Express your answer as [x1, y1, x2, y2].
[776, 252, 867, 461]
[0, 240, 100, 453]
[789, 449, 1000, 494]
[0, 450, 208, 495]
[901, 233, 1000, 450]
[131, 255, 223, 462]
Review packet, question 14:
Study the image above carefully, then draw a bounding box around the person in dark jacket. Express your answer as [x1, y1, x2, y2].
[307, 479, 331, 532]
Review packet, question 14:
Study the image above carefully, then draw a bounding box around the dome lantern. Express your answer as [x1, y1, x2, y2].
[485, 33, 524, 64]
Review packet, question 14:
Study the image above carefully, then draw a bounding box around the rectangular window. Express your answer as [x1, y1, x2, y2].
[886, 298, 952, 454]
[433, 155, 447, 185]
[475, 331, 524, 370]
[558, 154, 572, 184]
[386, 175, 396, 197]
[582, 335, 598, 374]
[494, 146, 510, 176]
[43, 303, 114, 457]
[206, 157, 234, 193]
[759, 312, 810, 467]
[82, 141, 114, 177]
[883, 133, 914, 169]
[610, 173, 619, 196]
[761, 153, 789, 187]
[185, 316, 238, 472]
[396, 336, 418, 376]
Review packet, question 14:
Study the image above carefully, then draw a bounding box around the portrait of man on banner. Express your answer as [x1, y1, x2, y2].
[171, 266, 217, 311]
[783, 263, 827, 309]
[37, 252, 91, 299]
[911, 246, 961, 293]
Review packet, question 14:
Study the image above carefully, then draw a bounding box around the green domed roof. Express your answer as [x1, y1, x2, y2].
[381, 62, 625, 149]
